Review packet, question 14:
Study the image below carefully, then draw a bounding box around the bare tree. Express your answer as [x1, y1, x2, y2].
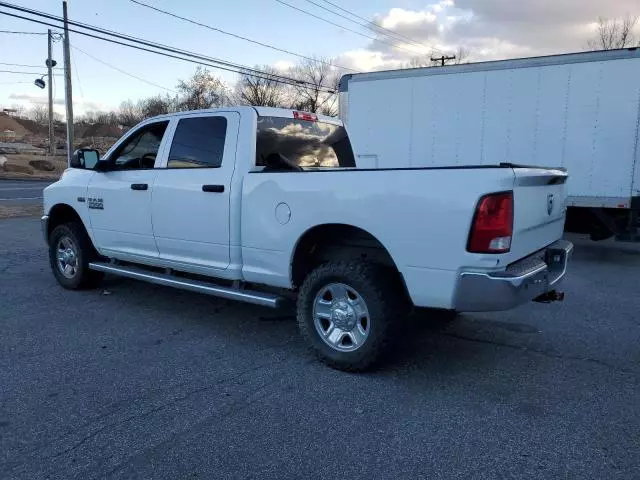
[138, 94, 176, 118]
[9, 103, 27, 118]
[235, 65, 287, 107]
[117, 100, 143, 127]
[290, 57, 341, 116]
[587, 15, 639, 50]
[27, 104, 48, 124]
[176, 67, 230, 111]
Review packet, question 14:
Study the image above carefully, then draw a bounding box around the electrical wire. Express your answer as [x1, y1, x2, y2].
[0, 61, 59, 68]
[0, 8, 336, 93]
[0, 69, 61, 75]
[0, 29, 45, 34]
[0, 3, 338, 92]
[71, 44, 177, 93]
[272, 0, 423, 55]
[313, 0, 445, 53]
[128, 0, 358, 73]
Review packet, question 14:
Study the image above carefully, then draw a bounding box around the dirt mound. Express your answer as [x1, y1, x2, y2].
[13, 117, 47, 135]
[29, 159, 56, 171]
[78, 123, 123, 138]
[0, 114, 30, 137]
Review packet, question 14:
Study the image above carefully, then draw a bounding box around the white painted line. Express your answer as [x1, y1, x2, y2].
[0, 187, 45, 191]
[0, 197, 43, 201]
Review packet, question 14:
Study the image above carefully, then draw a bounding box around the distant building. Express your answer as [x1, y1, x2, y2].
[0, 129, 17, 140]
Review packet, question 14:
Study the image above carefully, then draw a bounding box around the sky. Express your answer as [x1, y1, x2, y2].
[1, 0, 639, 117]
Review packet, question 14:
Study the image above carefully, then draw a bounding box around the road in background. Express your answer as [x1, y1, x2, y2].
[1, 218, 639, 479]
[0, 179, 52, 206]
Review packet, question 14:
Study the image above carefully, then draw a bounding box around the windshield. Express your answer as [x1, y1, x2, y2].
[255, 116, 355, 169]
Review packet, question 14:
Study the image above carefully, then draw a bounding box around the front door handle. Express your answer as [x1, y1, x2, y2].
[202, 184, 225, 193]
[131, 183, 148, 191]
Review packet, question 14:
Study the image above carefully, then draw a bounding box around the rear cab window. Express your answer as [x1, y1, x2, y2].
[255, 116, 355, 170]
[168, 116, 227, 168]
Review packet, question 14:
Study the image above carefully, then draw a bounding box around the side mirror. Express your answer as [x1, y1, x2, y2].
[71, 148, 101, 170]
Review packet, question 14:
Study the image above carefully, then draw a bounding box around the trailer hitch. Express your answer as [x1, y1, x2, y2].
[533, 290, 565, 303]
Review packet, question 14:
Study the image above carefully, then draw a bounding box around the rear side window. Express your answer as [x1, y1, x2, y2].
[256, 116, 355, 169]
[168, 116, 227, 168]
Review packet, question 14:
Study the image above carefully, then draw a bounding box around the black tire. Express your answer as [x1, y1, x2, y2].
[297, 261, 409, 372]
[48, 221, 103, 290]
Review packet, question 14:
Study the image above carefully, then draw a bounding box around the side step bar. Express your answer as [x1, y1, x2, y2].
[88, 262, 282, 308]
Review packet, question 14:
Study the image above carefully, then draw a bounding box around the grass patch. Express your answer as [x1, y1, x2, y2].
[0, 154, 66, 180]
[0, 204, 43, 219]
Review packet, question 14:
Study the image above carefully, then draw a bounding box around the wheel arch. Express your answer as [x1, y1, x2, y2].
[290, 223, 403, 288]
[46, 203, 92, 244]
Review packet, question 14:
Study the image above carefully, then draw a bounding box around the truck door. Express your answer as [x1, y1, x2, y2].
[151, 112, 239, 271]
[86, 120, 170, 258]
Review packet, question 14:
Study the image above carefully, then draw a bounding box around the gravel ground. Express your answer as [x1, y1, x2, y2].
[1, 218, 639, 480]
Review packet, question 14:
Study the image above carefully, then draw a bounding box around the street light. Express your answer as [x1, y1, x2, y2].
[34, 75, 46, 89]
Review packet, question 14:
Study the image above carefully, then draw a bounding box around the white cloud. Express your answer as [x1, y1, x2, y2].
[272, 60, 295, 72]
[9, 93, 65, 106]
[338, 0, 640, 71]
[7, 93, 113, 118]
[380, 8, 437, 29]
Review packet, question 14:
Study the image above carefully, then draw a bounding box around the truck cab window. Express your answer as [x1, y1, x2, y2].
[168, 116, 228, 168]
[256, 116, 355, 170]
[109, 121, 169, 170]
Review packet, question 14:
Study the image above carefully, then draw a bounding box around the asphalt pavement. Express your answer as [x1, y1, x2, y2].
[1, 217, 639, 479]
[0, 180, 52, 206]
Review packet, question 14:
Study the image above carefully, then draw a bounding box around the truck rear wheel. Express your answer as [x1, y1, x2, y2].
[48, 222, 103, 290]
[297, 261, 407, 371]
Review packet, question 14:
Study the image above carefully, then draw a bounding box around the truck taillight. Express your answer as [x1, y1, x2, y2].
[467, 192, 513, 253]
[293, 111, 317, 122]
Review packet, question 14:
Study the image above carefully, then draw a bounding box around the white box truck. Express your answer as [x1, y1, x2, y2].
[339, 48, 640, 241]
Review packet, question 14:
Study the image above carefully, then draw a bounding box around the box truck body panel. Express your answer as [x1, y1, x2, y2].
[340, 49, 640, 210]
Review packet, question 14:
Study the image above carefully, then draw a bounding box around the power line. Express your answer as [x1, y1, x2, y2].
[70, 47, 84, 101]
[0, 69, 61, 75]
[303, 0, 429, 51]
[0, 2, 336, 91]
[0, 29, 46, 34]
[0, 61, 60, 69]
[272, 0, 422, 55]
[314, 0, 448, 55]
[0, 6, 336, 93]
[128, 0, 357, 73]
[71, 44, 177, 93]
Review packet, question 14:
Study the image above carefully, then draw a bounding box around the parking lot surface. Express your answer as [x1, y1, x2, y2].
[1, 217, 639, 479]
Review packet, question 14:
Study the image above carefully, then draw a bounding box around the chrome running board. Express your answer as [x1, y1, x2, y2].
[88, 262, 282, 308]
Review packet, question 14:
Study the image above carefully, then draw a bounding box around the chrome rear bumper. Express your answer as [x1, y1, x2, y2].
[454, 240, 573, 312]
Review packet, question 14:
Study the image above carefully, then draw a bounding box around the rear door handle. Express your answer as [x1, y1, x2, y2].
[131, 183, 148, 191]
[202, 184, 225, 193]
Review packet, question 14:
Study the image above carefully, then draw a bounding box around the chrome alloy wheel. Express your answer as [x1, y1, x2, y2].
[56, 236, 79, 279]
[313, 283, 371, 352]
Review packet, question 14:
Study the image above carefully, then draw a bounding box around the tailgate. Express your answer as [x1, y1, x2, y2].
[509, 167, 568, 261]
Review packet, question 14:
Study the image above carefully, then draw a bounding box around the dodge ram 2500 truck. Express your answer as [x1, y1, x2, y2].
[42, 106, 573, 371]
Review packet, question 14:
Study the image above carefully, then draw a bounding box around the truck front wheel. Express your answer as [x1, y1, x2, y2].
[48, 222, 103, 290]
[297, 261, 407, 371]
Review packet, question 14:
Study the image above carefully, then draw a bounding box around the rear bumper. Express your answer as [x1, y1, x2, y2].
[454, 240, 573, 312]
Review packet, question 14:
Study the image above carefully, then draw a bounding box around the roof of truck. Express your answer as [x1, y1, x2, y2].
[339, 47, 640, 91]
[141, 106, 342, 126]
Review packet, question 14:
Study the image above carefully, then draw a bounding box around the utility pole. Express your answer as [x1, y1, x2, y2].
[47, 29, 55, 156]
[430, 54, 456, 66]
[62, 1, 74, 164]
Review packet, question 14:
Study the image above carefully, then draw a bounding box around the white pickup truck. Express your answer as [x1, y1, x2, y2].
[43, 106, 573, 370]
